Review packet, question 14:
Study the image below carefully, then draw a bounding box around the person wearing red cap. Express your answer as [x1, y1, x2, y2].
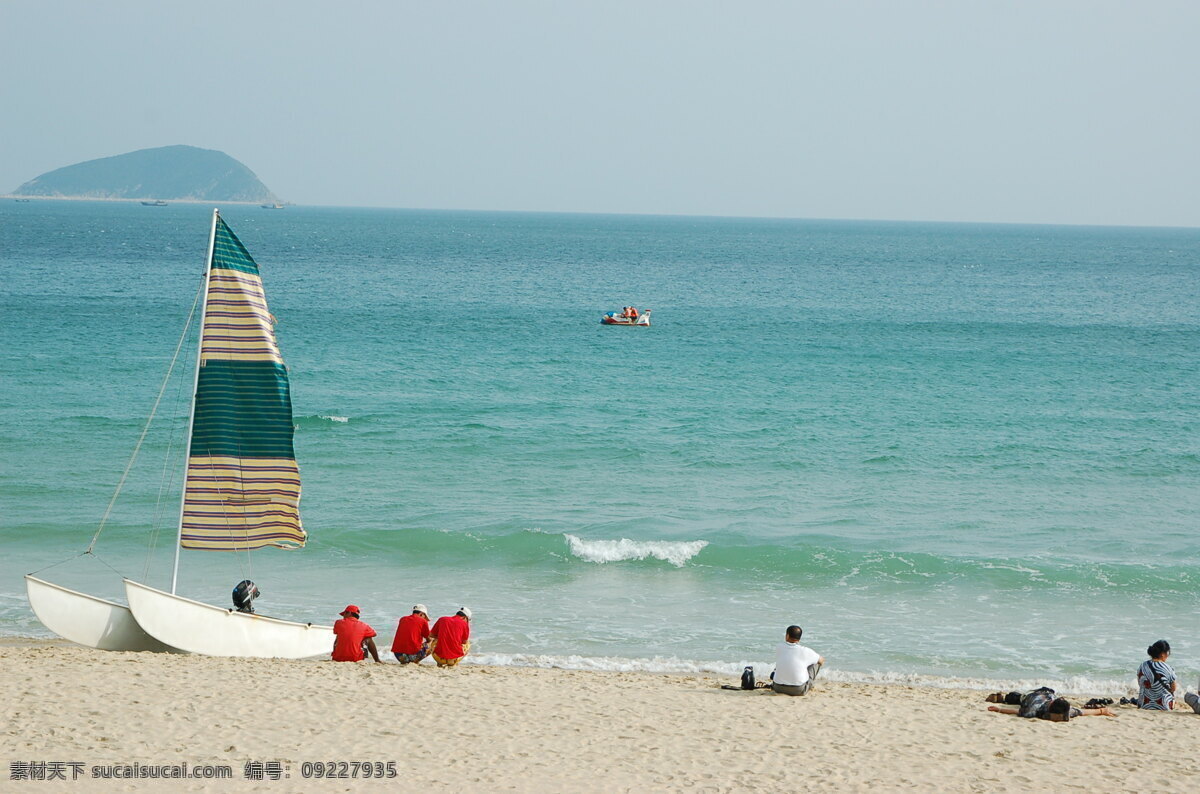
[428, 607, 471, 667]
[331, 605, 381, 663]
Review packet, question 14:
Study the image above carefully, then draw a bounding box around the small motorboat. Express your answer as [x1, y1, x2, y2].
[601, 308, 651, 326]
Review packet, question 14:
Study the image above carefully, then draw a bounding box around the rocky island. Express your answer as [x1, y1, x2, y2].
[11, 145, 281, 204]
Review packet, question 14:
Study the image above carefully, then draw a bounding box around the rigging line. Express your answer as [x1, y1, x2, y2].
[88, 551, 130, 579]
[207, 456, 248, 580]
[227, 450, 249, 581]
[151, 338, 192, 533]
[87, 273, 206, 555]
[28, 551, 89, 577]
[144, 319, 197, 581]
[143, 435, 180, 581]
[240, 451, 253, 580]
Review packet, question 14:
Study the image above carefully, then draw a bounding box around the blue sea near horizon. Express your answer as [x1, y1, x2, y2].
[2, 200, 1198, 692]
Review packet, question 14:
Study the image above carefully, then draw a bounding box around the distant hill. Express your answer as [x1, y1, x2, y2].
[12, 145, 281, 203]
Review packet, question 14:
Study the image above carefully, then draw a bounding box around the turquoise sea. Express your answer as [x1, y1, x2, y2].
[2, 200, 1197, 691]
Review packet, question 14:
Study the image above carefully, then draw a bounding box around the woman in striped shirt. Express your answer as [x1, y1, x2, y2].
[1136, 639, 1177, 710]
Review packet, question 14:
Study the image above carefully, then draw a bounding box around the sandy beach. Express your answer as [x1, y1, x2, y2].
[0, 641, 1195, 792]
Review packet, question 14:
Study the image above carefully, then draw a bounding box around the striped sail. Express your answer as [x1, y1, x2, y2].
[180, 216, 305, 550]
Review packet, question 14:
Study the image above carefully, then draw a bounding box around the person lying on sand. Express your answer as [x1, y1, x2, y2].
[987, 688, 1114, 721]
[988, 701, 1115, 721]
[986, 692, 1116, 709]
[770, 625, 825, 696]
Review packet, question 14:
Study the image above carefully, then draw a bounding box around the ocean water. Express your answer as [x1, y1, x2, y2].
[2, 200, 1198, 693]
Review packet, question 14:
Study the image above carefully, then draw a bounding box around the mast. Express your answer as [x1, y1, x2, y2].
[172, 208, 219, 594]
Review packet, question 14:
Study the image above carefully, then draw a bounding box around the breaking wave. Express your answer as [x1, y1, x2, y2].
[563, 534, 708, 567]
[295, 414, 350, 426]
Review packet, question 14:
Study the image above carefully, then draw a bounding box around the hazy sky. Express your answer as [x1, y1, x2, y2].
[3, 2, 1198, 226]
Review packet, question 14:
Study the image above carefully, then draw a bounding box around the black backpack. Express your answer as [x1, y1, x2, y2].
[741, 666, 756, 690]
[1018, 687, 1055, 718]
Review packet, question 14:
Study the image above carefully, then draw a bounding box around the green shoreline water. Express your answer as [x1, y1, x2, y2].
[2, 200, 1197, 686]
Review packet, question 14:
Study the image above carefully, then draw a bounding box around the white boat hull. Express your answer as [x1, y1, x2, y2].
[125, 579, 332, 658]
[601, 311, 651, 326]
[25, 575, 181, 653]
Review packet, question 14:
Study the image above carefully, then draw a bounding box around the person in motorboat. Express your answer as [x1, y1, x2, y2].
[602, 307, 650, 325]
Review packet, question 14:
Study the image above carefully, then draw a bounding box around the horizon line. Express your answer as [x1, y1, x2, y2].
[4, 193, 1198, 232]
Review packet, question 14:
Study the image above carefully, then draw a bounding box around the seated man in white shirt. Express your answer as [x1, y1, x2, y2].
[770, 624, 825, 696]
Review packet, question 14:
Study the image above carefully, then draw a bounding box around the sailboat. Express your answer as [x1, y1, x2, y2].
[26, 209, 332, 658]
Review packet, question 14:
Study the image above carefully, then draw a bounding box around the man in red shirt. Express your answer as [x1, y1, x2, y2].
[429, 607, 471, 667]
[331, 605, 381, 663]
[390, 603, 431, 664]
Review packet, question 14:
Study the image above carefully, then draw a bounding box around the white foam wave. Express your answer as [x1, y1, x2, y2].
[564, 534, 708, 567]
[467, 652, 1140, 695]
[319, 415, 350, 423]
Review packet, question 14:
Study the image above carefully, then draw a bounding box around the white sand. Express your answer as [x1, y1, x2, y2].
[0, 641, 1196, 792]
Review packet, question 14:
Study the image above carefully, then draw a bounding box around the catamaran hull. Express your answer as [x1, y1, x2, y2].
[125, 579, 332, 659]
[24, 575, 181, 653]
